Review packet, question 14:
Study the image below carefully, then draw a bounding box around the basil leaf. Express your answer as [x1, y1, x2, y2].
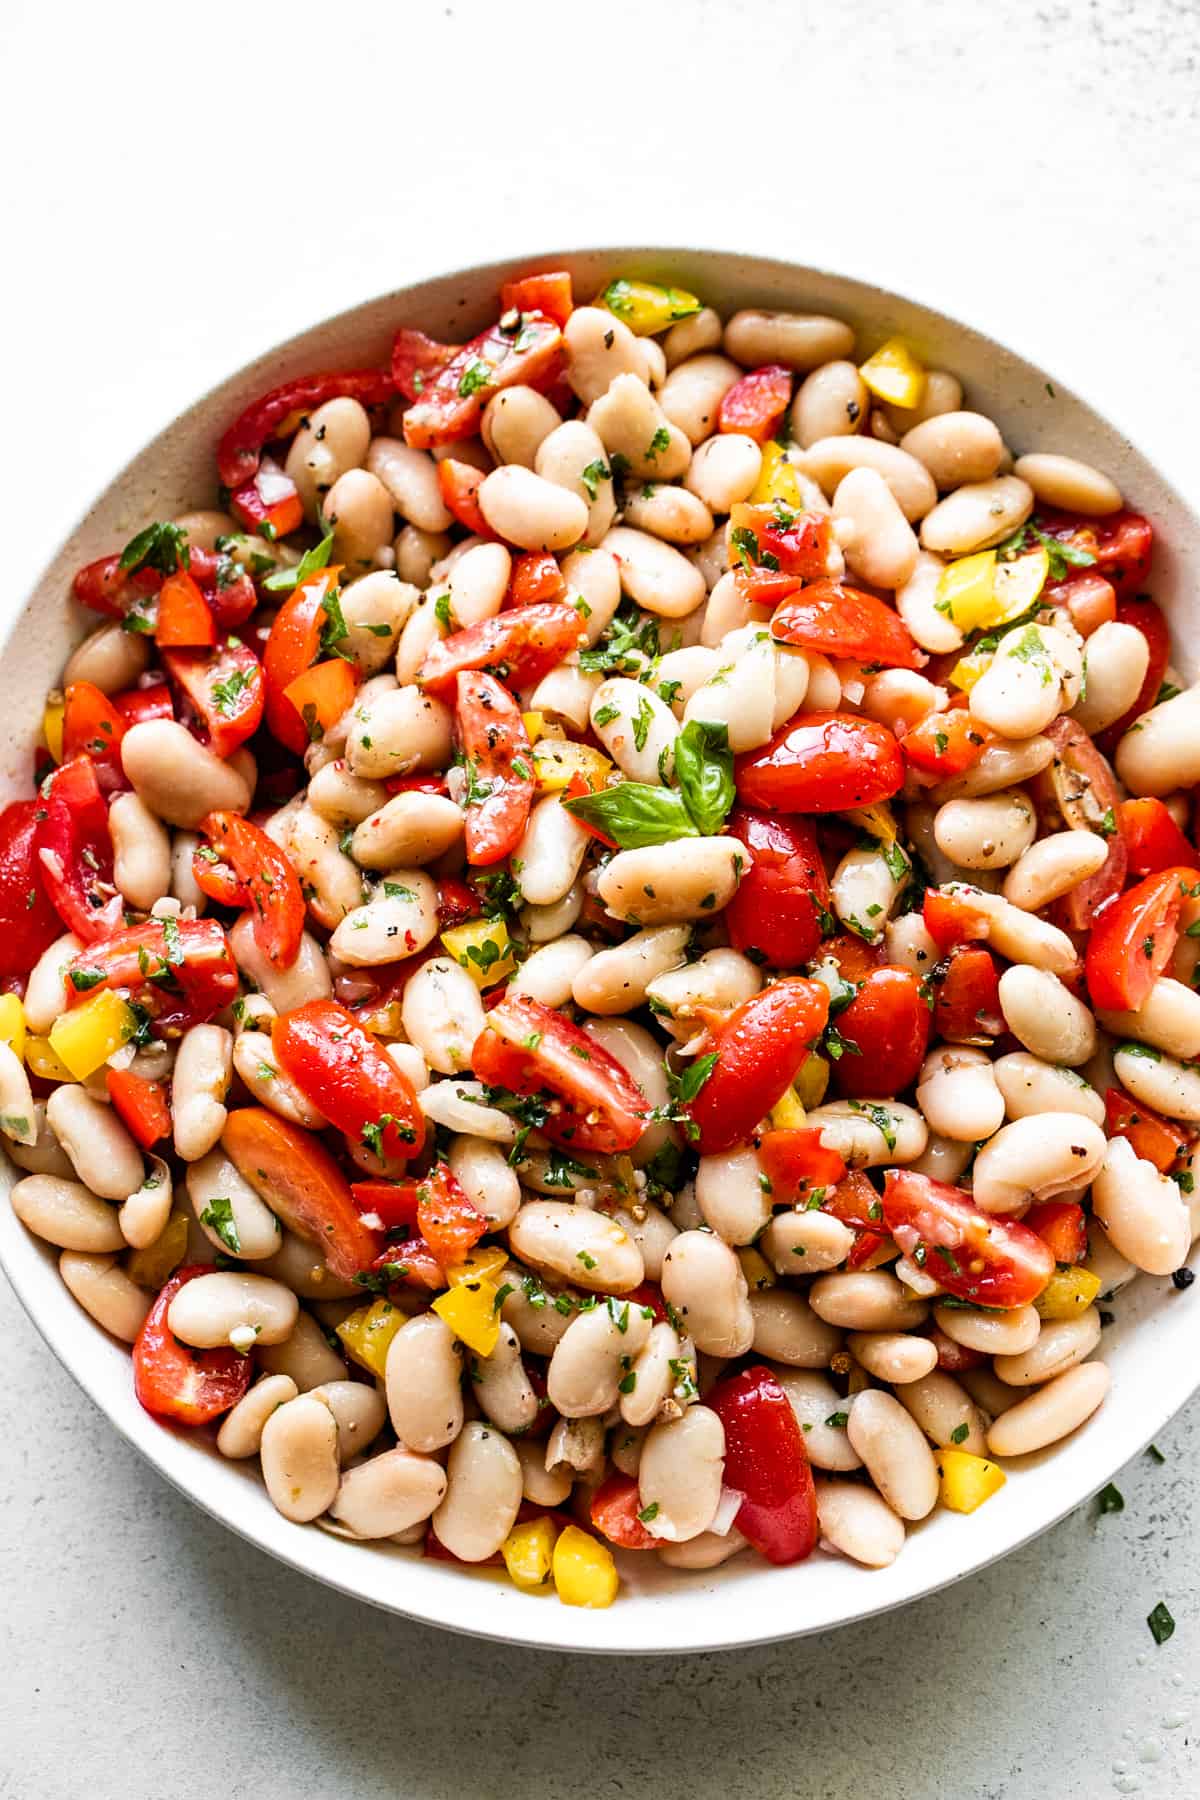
[673, 719, 734, 836]
[118, 521, 190, 577]
[562, 783, 699, 849]
[263, 529, 334, 594]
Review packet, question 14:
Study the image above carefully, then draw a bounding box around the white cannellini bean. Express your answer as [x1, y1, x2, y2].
[998, 964, 1096, 1066]
[533, 422, 619, 547]
[994, 1308, 1103, 1387]
[861, 669, 940, 737]
[481, 385, 562, 470]
[187, 1150, 282, 1261]
[1098, 978, 1200, 1062]
[1091, 1135, 1192, 1274]
[1001, 830, 1108, 911]
[700, 570, 769, 646]
[833, 468, 919, 590]
[45, 1087, 142, 1200]
[896, 1371, 988, 1452]
[257, 1309, 347, 1390]
[829, 843, 910, 943]
[340, 570, 418, 672]
[695, 1147, 771, 1246]
[344, 685, 453, 780]
[620, 1320, 687, 1428]
[563, 307, 650, 407]
[920, 476, 1034, 554]
[663, 308, 723, 368]
[477, 464, 588, 551]
[11, 1175, 125, 1252]
[815, 1478, 906, 1568]
[514, 794, 591, 907]
[118, 1154, 172, 1250]
[808, 1271, 928, 1331]
[521, 884, 584, 943]
[896, 551, 962, 653]
[659, 354, 743, 444]
[386, 1312, 464, 1451]
[916, 1047, 1005, 1142]
[749, 1289, 843, 1366]
[508, 935, 594, 1007]
[589, 676, 679, 783]
[1071, 621, 1150, 735]
[807, 1100, 928, 1168]
[971, 1113, 1106, 1213]
[107, 792, 171, 911]
[447, 1136, 521, 1230]
[645, 947, 761, 1036]
[684, 434, 762, 514]
[287, 805, 363, 928]
[400, 956, 485, 1073]
[445, 541, 511, 628]
[58, 1251, 151, 1342]
[431, 1421, 523, 1562]
[933, 790, 1036, 872]
[910, 1134, 975, 1185]
[791, 360, 868, 448]
[417, 1079, 518, 1143]
[587, 373, 690, 481]
[395, 524, 452, 588]
[299, 762, 393, 828]
[622, 483, 714, 545]
[329, 869, 439, 966]
[1013, 452, 1123, 516]
[582, 1017, 673, 1169]
[760, 1209, 856, 1276]
[230, 917, 331, 1012]
[324, 468, 397, 570]
[992, 1052, 1106, 1126]
[773, 1369, 861, 1470]
[172, 1024, 232, 1163]
[899, 412, 1005, 489]
[954, 886, 1078, 975]
[849, 1332, 940, 1387]
[167, 1271, 298, 1348]
[612, 1203, 679, 1285]
[260, 1392, 341, 1522]
[573, 925, 689, 1013]
[969, 622, 1081, 739]
[217, 1374, 301, 1458]
[121, 720, 251, 828]
[562, 545, 622, 644]
[547, 1300, 653, 1418]
[932, 736, 1058, 805]
[23, 931, 80, 1032]
[800, 437, 937, 522]
[329, 1448, 447, 1539]
[508, 1201, 644, 1293]
[683, 626, 777, 752]
[847, 1389, 939, 1521]
[885, 912, 939, 976]
[596, 837, 748, 925]
[526, 657, 602, 733]
[63, 622, 150, 693]
[1116, 687, 1200, 797]
[934, 1300, 1041, 1355]
[366, 438, 453, 532]
[638, 1405, 725, 1542]
[660, 1230, 753, 1357]
[544, 1414, 605, 1478]
[350, 791, 464, 869]
[986, 1362, 1111, 1457]
[601, 527, 707, 619]
[284, 397, 370, 518]
[0, 1043, 36, 1146]
[725, 309, 855, 371]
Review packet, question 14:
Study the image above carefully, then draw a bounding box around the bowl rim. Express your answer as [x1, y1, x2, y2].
[3, 242, 1198, 1657]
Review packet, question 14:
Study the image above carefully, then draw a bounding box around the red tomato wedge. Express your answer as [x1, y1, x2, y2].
[758, 1128, 848, 1203]
[1053, 572, 1117, 638]
[437, 458, 492, 536]
[1022, 1199, 1089, 1265]
[61, 681, 127, 790]
[64, 918, 239, 1033]
[771, 581, 923, 671]
[708, 1365, 818, 1565]
[35, 757, 123, 942]
[228, 461, 305, 541]
[154, 571, 215, 647]
[505, 551, 568, 609]
[927, 1326, 985, 1374]
[0, 800, 64, 978]
[106, 1068, 172, 1148]
[399, 315, 562, 450]
[223, 1107, 382, 1281]
[72, 552, 163, 621]
[455, 672, 536, 866]
[724, 809, 830, 969]
[1097, 593, 1170, 751]
[349, 1179, 421, 1231]
[499, 270, 574, 330]
[717, 365, 792, 443]
[589, 1474, 658, 1550]
[216, 368, 395, 489]
[472, 994, 650, 1155]
[931, 946, 1004, 1043]
[900, 709, 989, 780]
[373, 1236, 446, 1293]
[1038, 717, 1126, 931]
[272, 999, 424, 1164]
[922, 887, 991, 954]
[419, 604, 584, 698]
[1104, 1086, 1191, 1173]
[282, 658, 360, 749]
[735, 712, 904, 814]
[415, 1162, 488, 1265]
[728, 502, 834, 580]
[685, 979, 830, 1155]
[1084, 866, 1200, 1013]
[112, 681, 173, 729]
[1037, 508, 1154, 598]
[200, 811, 305, 970]
[881, 1169, 1056, 1308]
[132, 1265, 253, 1425]
[162, 636, 264, 761]
[819, 1170, 889, 1268]
[829, 966, 930, 1099]
[1118, 798, 1194, 876]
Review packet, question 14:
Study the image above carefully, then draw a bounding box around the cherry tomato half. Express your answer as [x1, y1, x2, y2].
[735, 712, 904, 814]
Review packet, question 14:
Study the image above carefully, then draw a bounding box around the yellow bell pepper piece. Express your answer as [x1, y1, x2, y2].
[846, 802, 898, 845]
[595, 278, 701, 336]
[0, 993, 27, 1063]
[336, 1298, 406, 1378]
[445, 1245, 509, 1287]
[532, 739, 611, 794]
[767, 1085, 807, 1130]
[42, 690, 65, 764]
[993, 545, 1049, 619]
[859, 338, 927, 409]
[521, 710, 545, 744]
[749, 440, 804, 509]
[126, 1210, 190, 1290]
[936, 551, 997, 633]
[25, 1034, 75, 1083]
[48, 989, 137, 1081]
[1035, 1265, 1102, 1320]
[432, 1278, 501, 1357]
[795, 1052, 830, 1111]
[552, 1524, 620, 1608]
[938, 1448, 1007, 1514]
[440, 916, 516, 989]
[502, 1516, 558, 1592]
[738, 1246, 776, 1291]
[949, 647, 994, 694]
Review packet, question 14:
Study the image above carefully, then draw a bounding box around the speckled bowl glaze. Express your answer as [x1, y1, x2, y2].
[1, 248, 1197, 1655]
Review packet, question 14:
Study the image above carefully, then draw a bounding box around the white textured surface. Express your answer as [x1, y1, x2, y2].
[1, 0, 1198, 1793]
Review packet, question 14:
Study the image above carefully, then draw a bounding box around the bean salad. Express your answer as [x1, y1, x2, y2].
[4, 266, 1196, 1608]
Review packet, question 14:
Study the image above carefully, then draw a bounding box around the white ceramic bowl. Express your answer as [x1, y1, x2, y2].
[3, 249, 1198, 1656]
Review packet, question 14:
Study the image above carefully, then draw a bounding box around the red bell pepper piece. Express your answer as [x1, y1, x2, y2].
[283, 658, 360, 749]
[415, 1162, 488, 1264]
[1104, 1086, 1191, 1173]
[35, 756, 123, 942]
[1117, 797, 1193, 876]
[106, 1068, 172, 1148]
[437, 458, 492, 536]
[708, 1365, 818, 1565]
[1022, 1199, 1089, 1265]
[349, 1179, 421, 1232]
[217, 368, 395, 489]
[223, 1107, 382, 1282]
[931, 946, 1003, 1043]
[589, 1474, 659, 1550]
[505, 551, 568, 609]
[61, 681, 128, 792]
[0, 800, 66, 978]
[154, 571, 216, 648]
[111, 681, 173, 729]
[922, 887, 991, 954]
[717, 365, 792, 443]
[758, 1128, 848, 1203]
[900, 709, 990, 779]
[228, 458, 305, 541]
